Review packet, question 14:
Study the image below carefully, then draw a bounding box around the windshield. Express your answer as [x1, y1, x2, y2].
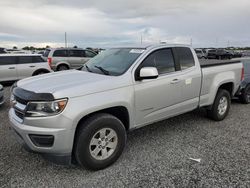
[82, 48, 144, 76]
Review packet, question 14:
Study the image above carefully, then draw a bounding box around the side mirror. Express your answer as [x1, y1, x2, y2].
[139, 67, 158, 80]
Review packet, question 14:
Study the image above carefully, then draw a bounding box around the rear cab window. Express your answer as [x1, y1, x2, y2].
[174, 47, 195, 70]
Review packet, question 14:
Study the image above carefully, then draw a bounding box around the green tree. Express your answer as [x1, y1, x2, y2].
[22, 46, 30, 50]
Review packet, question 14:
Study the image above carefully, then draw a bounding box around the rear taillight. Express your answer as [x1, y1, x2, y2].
[47, 58, 52, 68]
[241, 67, 244, 81]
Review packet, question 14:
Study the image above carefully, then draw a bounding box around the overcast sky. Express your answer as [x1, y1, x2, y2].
[0, 0, 250, 48]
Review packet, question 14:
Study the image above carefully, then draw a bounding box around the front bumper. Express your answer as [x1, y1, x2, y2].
[8, 108, 75, 165]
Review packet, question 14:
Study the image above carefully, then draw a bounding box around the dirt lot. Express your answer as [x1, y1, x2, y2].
[0, 86, 249, 187]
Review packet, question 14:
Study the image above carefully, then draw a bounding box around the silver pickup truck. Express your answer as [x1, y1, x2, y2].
[9, 44, 243, 170]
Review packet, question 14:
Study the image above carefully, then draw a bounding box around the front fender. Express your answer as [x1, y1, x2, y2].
[62, 86, 135, 130]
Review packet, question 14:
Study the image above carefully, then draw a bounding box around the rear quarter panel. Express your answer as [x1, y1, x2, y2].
[199, 63, 242, 107]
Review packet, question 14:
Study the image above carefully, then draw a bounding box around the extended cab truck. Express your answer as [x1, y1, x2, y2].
[9, 44, 243, 170]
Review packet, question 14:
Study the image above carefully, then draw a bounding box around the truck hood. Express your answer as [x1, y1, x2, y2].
[17, 70, 130, 99]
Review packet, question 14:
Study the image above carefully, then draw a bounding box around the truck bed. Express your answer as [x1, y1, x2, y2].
[199, 59, 241, 67]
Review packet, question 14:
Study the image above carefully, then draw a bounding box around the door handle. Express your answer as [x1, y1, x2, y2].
[8, 67, 15, 69]
[29, 66, 35, 68]
[170, 79, 180, 84]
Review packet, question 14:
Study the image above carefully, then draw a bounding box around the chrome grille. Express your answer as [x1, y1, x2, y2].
[14, 108, 25, 120]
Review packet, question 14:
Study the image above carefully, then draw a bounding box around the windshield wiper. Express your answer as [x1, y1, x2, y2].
[85, 64, 92, 72]
[94, 65, 110, 75]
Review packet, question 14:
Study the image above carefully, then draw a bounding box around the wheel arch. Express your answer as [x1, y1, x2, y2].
[56, 62, 70, 70]
[206, 81, 234, 110]
[32, 68, 50, 76]
[74, 106, 130, 133]
[218, 82, 234, 97]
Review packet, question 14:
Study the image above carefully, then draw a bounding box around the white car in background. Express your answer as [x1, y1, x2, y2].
[0, 54, 52, 83]
[0, 84, 4, 106]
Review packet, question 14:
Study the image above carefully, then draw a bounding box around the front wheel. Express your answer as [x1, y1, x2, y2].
[207, 89, 231, 121]
[74, 113, 127, 170]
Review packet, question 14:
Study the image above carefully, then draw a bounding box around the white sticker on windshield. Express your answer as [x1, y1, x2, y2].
[129, 49, 145, 53]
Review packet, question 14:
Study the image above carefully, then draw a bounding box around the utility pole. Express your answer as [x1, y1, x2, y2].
[140, 34, 143, 45]
[65, 32, 67, 48]
[190, 38, 193, 46]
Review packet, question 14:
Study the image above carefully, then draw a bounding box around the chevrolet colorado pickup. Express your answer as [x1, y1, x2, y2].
[9, 44, 243, 170]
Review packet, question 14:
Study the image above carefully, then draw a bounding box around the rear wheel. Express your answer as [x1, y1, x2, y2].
[57, 65, 69, 71]
[74, 113, 127, 170]
[207, 89, 231, 121]
[240, 85, 250, 104]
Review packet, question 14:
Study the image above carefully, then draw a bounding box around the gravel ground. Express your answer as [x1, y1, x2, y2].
[0, 86, 249, 188]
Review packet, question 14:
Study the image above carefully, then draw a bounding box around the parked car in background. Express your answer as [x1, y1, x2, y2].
[195, 49, 207, 59]
[233, 51, 242, 58]
[235, 57, 250, 104]
[207, 49, 233, 60]
[9, 44, 243, 170]
[0, 48, 7, 54]
[0, 84, 4, 106]
[0, 54, 52, 83]
[242, 50, 250, 57]
[227, 50, 242, 58]
[42, 48, 97, 71]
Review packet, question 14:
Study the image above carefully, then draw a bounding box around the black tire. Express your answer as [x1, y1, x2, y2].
[57, 65, 69, 71]
[207, 89, 231, 121]
[239, 84, 250, 104]
[33, 70, 48, 76]
[74, 113, 127, 170]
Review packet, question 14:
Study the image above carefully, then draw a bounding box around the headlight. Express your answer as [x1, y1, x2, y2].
[26, 98, 68, 117]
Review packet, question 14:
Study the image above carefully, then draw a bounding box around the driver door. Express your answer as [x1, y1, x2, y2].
[134, 48, 182, 126]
